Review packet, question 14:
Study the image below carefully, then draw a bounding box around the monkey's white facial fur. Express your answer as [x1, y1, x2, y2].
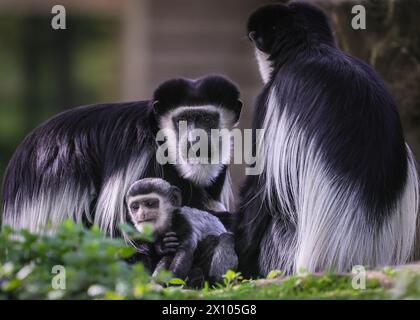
[127, 193, 172, 235]
[159, 105, 237, 186]
[255, 48, 273, 84]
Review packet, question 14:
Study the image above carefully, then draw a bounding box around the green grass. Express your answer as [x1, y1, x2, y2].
[1, 220, 419, 300]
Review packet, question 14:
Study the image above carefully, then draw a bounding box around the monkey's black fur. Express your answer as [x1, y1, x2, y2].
[2, 75, 240, 233]
[153, 75, 242, 123]
[131, 210, 226, 286]
[235, 2, 416, 277]
[126, 178, 237, 285]
[129, 209, 192, 270]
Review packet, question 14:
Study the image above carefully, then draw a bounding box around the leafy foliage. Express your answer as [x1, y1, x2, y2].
[0, 220, 161, 299]
[1, 221, 419, 300]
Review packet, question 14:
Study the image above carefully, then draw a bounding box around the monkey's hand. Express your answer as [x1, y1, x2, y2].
[155, 232, 180, 256]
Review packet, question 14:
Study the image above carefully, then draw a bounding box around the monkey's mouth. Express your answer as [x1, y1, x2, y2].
[137, 218, 156, 223]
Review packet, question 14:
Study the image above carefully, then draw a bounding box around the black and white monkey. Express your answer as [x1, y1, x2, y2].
[235, 2, 419, 276]
[125, 178, 238, 282]
[2, 75, 242, 236]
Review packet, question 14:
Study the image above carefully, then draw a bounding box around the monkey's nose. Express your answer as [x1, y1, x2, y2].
[139, 212, 157, 222]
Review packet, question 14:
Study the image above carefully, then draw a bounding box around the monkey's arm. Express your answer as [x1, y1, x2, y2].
[154, 231, 180, 255]
[166, 212, 197, 279]
[152, 231, 180, 277]
[127, 242, 157, 272]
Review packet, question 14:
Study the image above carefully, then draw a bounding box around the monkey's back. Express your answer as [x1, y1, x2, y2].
[237, 45, 419, 276]
[173, 208, 226, 249]
[269, 47, 408, 214]
[1, 100, 155, 230]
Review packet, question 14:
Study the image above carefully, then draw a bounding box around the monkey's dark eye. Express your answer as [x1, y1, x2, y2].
[144, 199, 159, 209]
[130, 202, 139, 211]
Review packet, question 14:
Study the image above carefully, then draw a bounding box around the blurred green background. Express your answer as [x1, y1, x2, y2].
[0, 0, 419, 204]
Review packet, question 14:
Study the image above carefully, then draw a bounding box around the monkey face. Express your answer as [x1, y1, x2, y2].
[127, 193, 171, 234]
[158, 105, 236, 186]
[126, 179, 182, 235]
[151, 76, 242, 186]
[129, 197, 159, 222]
[170, 108, 221, 162]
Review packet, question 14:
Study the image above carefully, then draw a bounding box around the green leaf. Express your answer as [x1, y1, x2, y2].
[119, 246, 136, 259]
[117, 223, 137, 235]
[169, 278, 186, 286]
[224, 270, 236, 280]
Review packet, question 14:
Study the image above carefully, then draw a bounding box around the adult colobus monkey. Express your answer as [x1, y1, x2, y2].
[2, 75, 242, 235]
[236, 2, 419, 276]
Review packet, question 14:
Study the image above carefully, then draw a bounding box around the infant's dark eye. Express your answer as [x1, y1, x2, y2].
[144, 199, 159, 209]
[131, 202, 139, 210]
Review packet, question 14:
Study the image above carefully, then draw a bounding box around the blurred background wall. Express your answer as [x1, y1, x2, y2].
[0, 0, 419, 202]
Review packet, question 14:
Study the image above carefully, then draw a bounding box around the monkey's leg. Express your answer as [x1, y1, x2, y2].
[186, 267, 205, 289]
[209, 232, 238, 282]
[169, 248, 194, 280]
[152, 256, 173, 277]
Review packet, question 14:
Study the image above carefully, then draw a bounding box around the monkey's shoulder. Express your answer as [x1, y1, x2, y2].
[171, 210, 193, 240]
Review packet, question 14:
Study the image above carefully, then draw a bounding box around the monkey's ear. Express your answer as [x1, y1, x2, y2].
[151, 100, 160, 118]
[170, 186, 182, 207]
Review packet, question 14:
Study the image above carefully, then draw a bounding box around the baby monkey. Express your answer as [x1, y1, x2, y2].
[125, 178, 238, 282]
